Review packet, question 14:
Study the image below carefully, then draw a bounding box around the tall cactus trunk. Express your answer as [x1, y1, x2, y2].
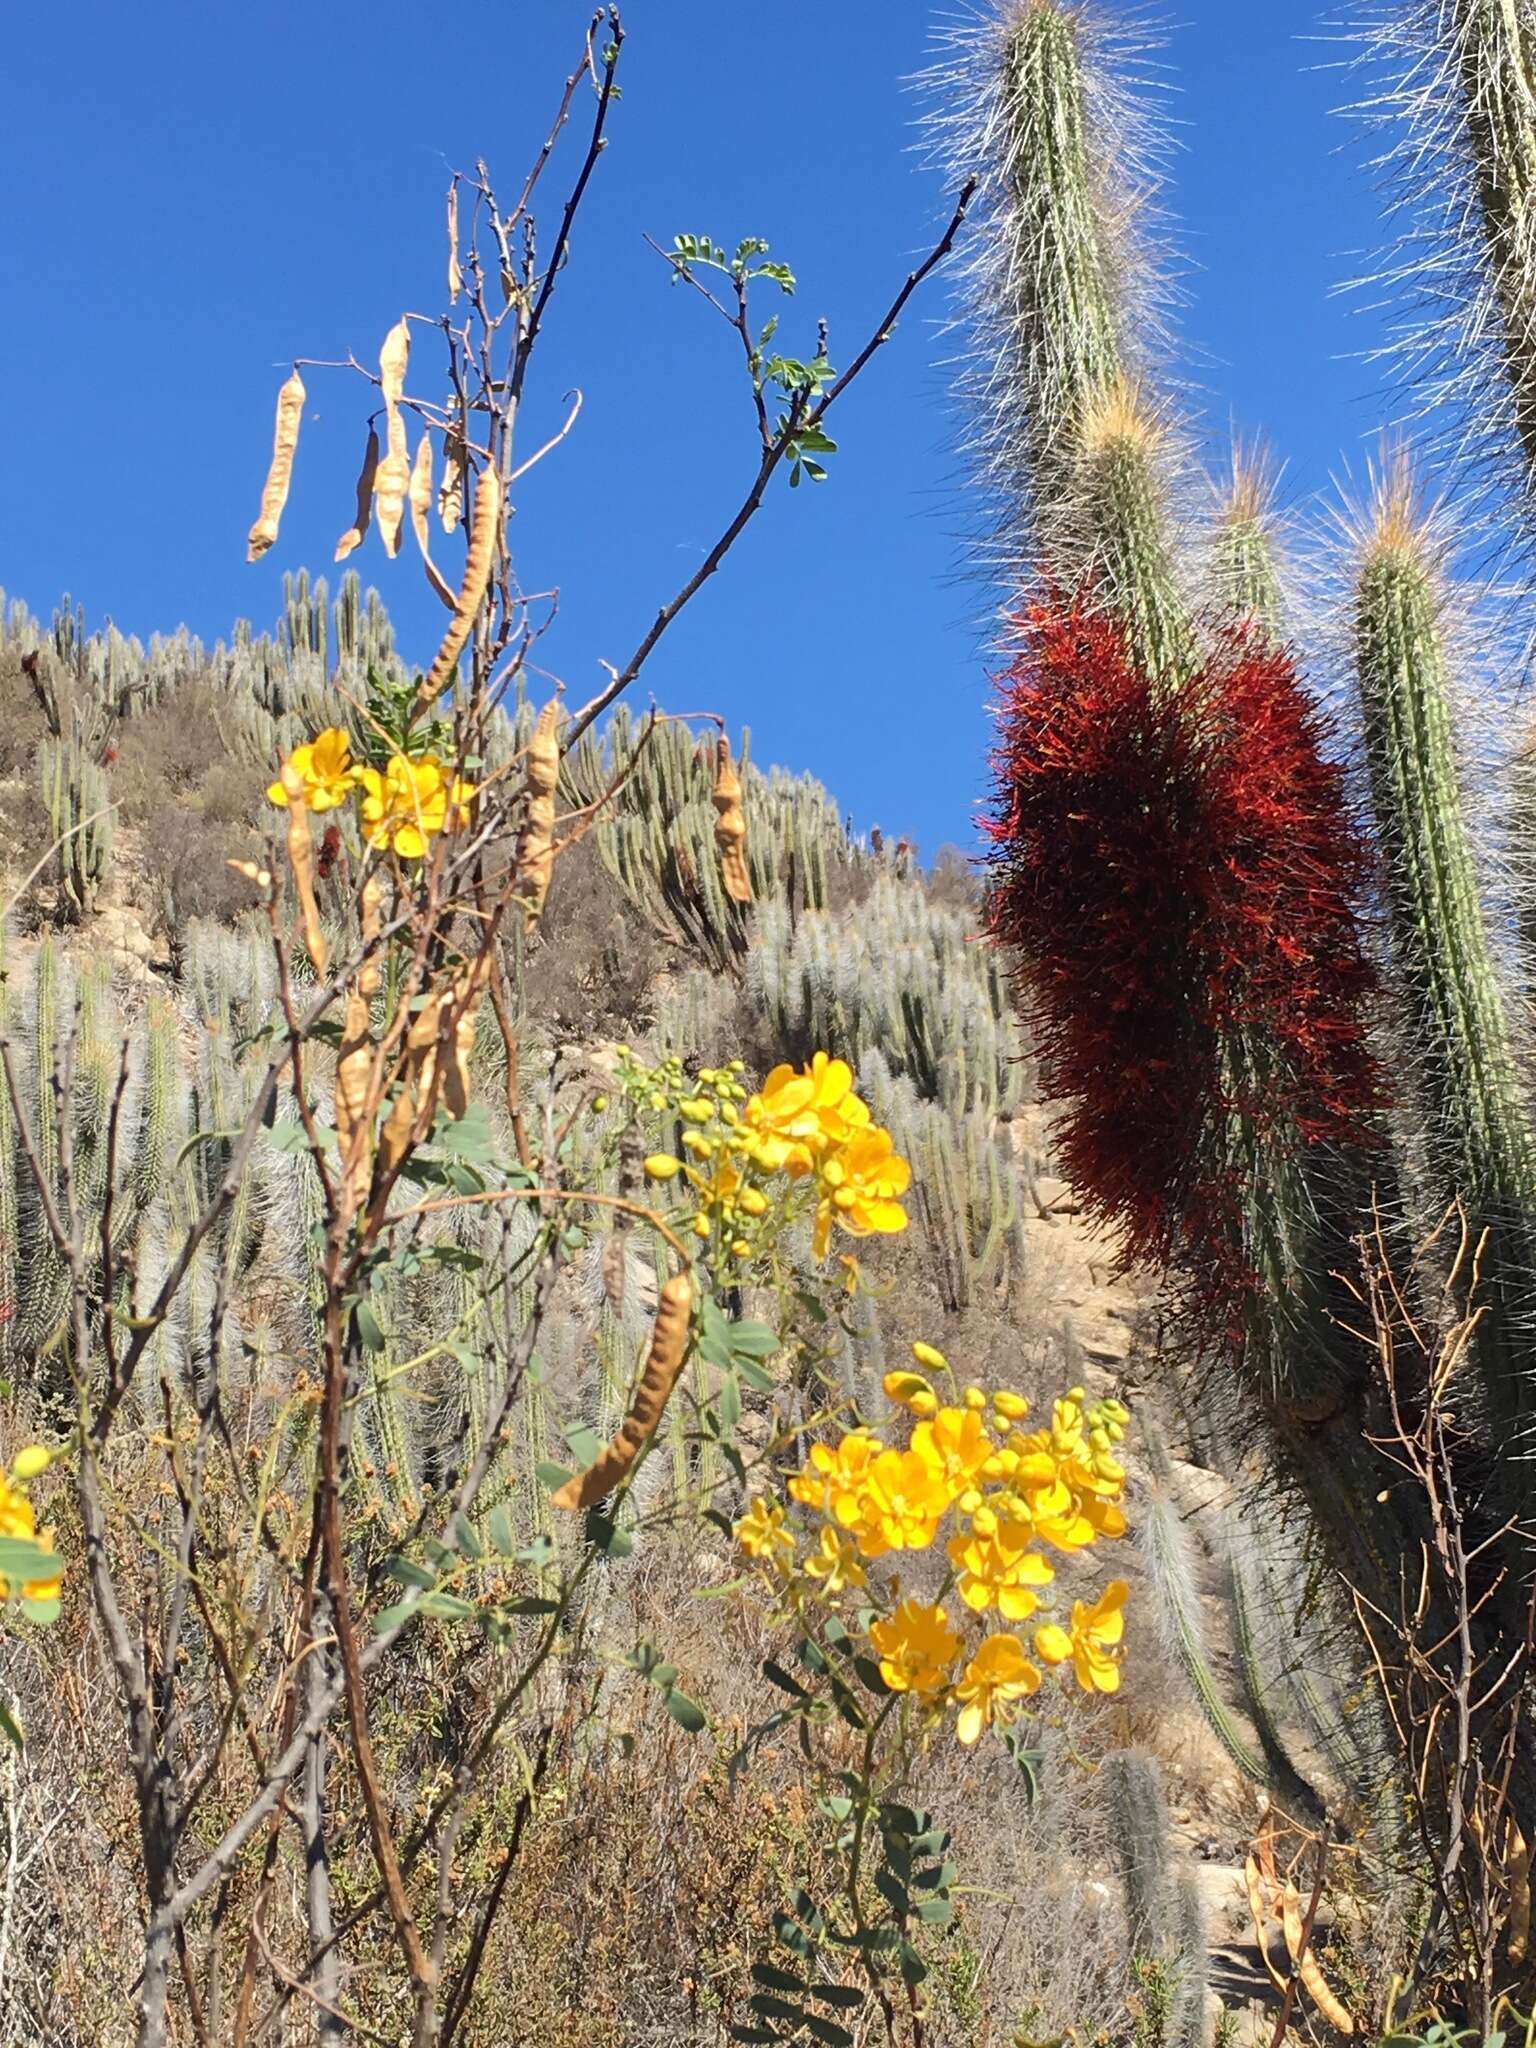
[1352, 466, 1536, 1471]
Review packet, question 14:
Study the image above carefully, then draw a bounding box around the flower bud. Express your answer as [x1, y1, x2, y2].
[644, 1154, 683, 1181]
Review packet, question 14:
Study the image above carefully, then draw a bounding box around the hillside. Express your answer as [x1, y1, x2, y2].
[0, 586, 1394, 2046]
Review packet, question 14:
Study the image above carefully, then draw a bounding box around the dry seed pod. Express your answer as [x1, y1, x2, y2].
[1279, 1884, 1353, 2034]
[439, 435, 465, 534]
[379, 318, 410, 411]
[280, 763, 328, 974]
[512, 698, 561, 926]
[1509, 1818, 1532, 1962]
[712, 733, 752, 905]
[409, 433, 456, 610]
[1242, 1856, 1288, 1999]
[375, 994, 446, 1184]
[419, 463, 502, 702]
[247, 370, 306, 562]
[359, 871, 384, 995]
[447, 185, 462, 304]
[552, 1274, 694, 1510]
[442, 961, 488, 1120]
[375, 415, 410, 560]
[335, 425, 380, 562]
[335, 987, 374, 1215]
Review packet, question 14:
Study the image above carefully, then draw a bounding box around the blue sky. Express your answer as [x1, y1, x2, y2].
[1, 2, 1394, 855]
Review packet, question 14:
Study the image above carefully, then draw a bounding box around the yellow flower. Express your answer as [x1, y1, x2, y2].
[0, 1478, 61, 1603]
[266, 727, 359, 813]
[910, 1407, 993, 1494]
[954, 1633, 1041, 1744]
[739, 1052, 875, 1175]
[788, 1431, 879, 1522]
[947, 1519, 1055, 1620]
[1034, 1580, 1128, 1694]
[802, 1525, 866, 1594]
[911, 1341, 948, 1372]
[857, 1447, 954, 1554]
[356, 753, 475, 859]
[812, 1125, 911, 1260]
[883, 1369, 937, 1417]
[735, 1497, 795, 1566]
[869, 1598, 960, 1697]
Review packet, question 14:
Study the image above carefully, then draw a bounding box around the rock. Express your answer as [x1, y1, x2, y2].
[1033, 1175, 1079, 1217]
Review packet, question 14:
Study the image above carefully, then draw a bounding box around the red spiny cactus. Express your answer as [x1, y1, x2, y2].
[983, 596, 1380, 1288]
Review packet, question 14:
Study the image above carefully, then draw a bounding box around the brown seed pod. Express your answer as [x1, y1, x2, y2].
[447, 185, 462, 304]
[375, 993, 446, 1185]
[512, 698, 561, 927]
[335, 987, 374, 1216]
[375, 413, 410, 560]
[1279, 1884, 1353, 2034]
[712, 733, 752, 904]
[409, 433, 456, 610]
[442, 960, 488, 1120]
[552, 1273, 694, 1510]
[419, 464, 503, 702]
[439, 435, 465, 534]
[247, 371, 306, 562]
[378, 318, 410, 411]
[280, 763, 328, 974]
[359, 872, 384, 996]
[334, 424, 380, 563]
[1509, 1818, 1532, 1962]
[1242, 1857, 1288, 1999]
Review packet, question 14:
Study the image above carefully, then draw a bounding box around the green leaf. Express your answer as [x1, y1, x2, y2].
[772, 1914, 817, 1961]
[18, 1595, 59, 1627]
[586, 1511, 633, 1559]
[0, 1701, 23, 1749]
[0, 1538, 61, 1586]
[500, 1595, 560, 1616]
[898, 1943, 929, 1988]
[718, 1372, 742, 1435]
[728, 1320, 779, 1361]
[488, 1505, 516, 1555]
[418, 1590, 476, 1621]
[663, 1688, 706, 1733]
[354, 1300, 386, 1353]
[452, 1514, 484, 1561]
[438, 1103, 494, 1159]
[386, 1557, 438, 1590]
[912, 1895, 954, 1926]
[536, 1462, 574, 1491]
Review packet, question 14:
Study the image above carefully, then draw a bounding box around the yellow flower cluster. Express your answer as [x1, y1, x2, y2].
[736, 1354, 1130, 1744]
[639, 1052, 910, 1262]
[268, 728, 475, 860]
[0, 1447, 61, 1606]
